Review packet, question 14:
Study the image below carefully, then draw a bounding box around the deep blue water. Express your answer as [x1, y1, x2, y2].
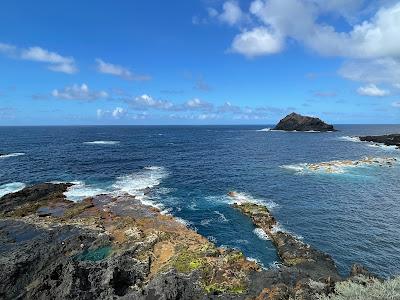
[1, 125, 400, 277]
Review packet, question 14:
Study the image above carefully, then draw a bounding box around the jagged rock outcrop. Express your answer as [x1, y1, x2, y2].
[274, 113, 336, 132]
[231, 201, 340, 281]
[358, 134, 400, 149]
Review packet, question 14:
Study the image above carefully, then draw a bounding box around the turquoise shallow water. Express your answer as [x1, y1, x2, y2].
[1, 125, 400, 277]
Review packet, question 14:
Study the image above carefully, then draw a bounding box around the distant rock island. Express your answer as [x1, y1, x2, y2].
[359, 134, 400, 149]
[274, 112, 336, 132]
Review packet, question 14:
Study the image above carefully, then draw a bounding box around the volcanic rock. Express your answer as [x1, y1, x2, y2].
[274, 113, 336, 132]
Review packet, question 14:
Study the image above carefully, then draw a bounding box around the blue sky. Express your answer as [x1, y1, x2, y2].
[0, 0, 399, 125]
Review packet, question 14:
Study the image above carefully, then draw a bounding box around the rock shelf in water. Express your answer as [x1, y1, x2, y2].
[358, 134, 400, 149]
[283, 156, 398, 174]
[231, 200, 340, 280]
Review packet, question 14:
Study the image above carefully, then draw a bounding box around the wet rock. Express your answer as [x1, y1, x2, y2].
[232, 202, 340, 282]
[274, 113, 336, 132]
[0, 183, 71, 216]
[359, 134, 400, 149]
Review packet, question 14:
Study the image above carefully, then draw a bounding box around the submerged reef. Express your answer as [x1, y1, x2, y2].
[0, 183, 394, 299]
[273, 113, 336, 132]
[282, 156, 398, 174]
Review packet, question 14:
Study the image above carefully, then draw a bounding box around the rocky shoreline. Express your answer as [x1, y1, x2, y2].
[0, 183, 384, 299]
[358, 134, 400, 149]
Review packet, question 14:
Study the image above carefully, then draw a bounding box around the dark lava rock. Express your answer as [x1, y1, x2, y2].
[0, 219, 205, 300]
[359, 134, 400, 149]
[0, 183, 72, 215]
[274, 113, 336, 132]
[232, 202, 341, 282]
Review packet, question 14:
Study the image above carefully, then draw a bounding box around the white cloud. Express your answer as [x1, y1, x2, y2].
[0, 43, 77, 74]
[20, 46, 77, 74]
[392, 101, 400, 108]
[217, 101, 243, 113]
[207, 7, 218, 18]
[219, 1, 244, 26]
[127, 94, 175, 110]
[185, 98, 214, 111]
[357, 84, 389, 97]
[96, 109, 105, 118]
[0, 42, 16, 54]
[231, 27, 283, 57]
[95, 58, 150, 81]
[112, 107, 127, 119]
[339, 58, 400, 85]
[52, 84, 108, 100]
[228, 1, 400, 59]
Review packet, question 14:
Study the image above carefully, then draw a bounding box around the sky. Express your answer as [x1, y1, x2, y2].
[0, 0, 400, 125]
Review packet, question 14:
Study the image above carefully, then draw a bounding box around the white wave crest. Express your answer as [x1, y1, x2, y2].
[175, 217, 191, 227]
[247, 257, 266, 269]
[269, 261, 283, 269]
[62, 166, 168, 207]
[253, 228, 270, 240]
[226, 191, 278, 209]
[83, 141, 120, 145]
[0, 153, 25, 159]
[338, 136, 360, 143]
[214, 210, 229, 222]
[207, 236, 217, 243]
[0, 182, 26, 197]
[64, 181, 107, 202]
[366, 143, 398, 151]
[112, 166, 168, 199]
[200, 219, 212, 226]
[256, 128, 271, 132]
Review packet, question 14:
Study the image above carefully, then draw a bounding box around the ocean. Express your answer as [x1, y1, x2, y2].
[1, 125, 400, 277]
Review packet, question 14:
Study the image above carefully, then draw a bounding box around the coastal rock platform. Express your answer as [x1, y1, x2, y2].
[0, 184, 379, 299]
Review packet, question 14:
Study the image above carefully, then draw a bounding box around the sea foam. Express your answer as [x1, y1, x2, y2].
[338, 136, 360, 143]
[253, 228, 270, 240]
[0, 182, 26, 197]
[281, 157, 398, 175]
[256, 128, 271, 132]
[112, 166, 167, 199]
[83, 141, 120, 145]
[64, 181, 107, 202]
[226, 191, 278, 209]
[0, 153, 25, 159]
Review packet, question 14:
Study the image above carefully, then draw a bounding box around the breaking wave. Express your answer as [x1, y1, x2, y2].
[338, 136, 360, 143]
[0, 153, 25, 159]
[366, 143, 398, 151]
[83, 141, 120, 145]
[0, 182, 26, 197]
[64, 166, 168, 204]
[226, 191, 278, 209]
[112, 166, 168, 200]
[256, 128, 271, 132]
[253, 228, 270, 240]
[64, 181, 108, 202]
[175, 217, 191, 227]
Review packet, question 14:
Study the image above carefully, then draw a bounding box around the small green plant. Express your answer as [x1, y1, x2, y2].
[172, 250, 205, 273]
[317, 276, 400, 300]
